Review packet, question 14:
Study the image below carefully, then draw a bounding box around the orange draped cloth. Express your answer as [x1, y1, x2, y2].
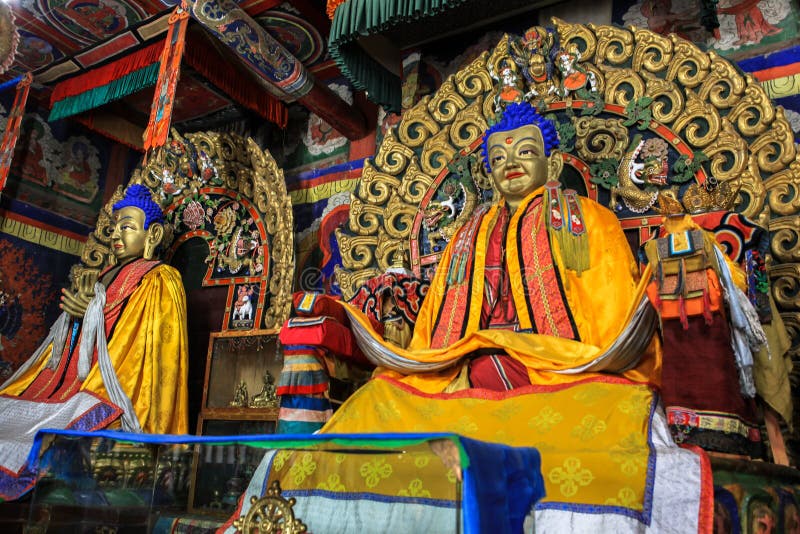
[309, 189, 718, 531]
[342, 186, 661, 392]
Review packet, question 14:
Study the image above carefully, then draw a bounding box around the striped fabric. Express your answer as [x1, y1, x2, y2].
[277, 392, 332, 434]
[276, 349, 329, 396]
[277, 348, 332, 433]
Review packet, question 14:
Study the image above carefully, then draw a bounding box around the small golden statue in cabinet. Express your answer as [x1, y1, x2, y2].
[230, 380, 249, 408]
[249, 371, 278, 408]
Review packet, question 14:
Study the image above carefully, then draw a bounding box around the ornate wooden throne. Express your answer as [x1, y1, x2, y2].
[74, 130, 294, 332]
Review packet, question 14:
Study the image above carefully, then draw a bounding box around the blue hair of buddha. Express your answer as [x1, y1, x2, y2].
[481, 102, 560, 172]
[112, 184, 164, 229]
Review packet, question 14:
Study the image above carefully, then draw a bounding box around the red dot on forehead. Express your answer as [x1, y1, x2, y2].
[505, 136, 513, 144]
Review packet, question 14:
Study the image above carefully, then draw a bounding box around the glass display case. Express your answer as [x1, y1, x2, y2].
[191, 329, 282, 515]
[24, 430, 532, 533]
[201, 329, 283, 414]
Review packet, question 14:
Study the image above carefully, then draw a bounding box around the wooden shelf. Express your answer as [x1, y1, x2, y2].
[201, 407, 279, 421]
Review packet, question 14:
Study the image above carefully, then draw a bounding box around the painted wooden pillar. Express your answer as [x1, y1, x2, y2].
[186, 0, 369, 140]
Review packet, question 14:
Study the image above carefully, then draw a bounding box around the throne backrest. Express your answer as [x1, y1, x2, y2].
[334, 18, 800, 359]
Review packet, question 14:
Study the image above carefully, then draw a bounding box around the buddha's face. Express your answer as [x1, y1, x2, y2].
[487, 124, 549, 210]
[110, 206, 150, 263]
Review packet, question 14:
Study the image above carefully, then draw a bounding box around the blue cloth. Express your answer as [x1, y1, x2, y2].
[460, 436, 544, 534]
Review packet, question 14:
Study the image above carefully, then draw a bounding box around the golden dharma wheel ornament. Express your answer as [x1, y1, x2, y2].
[232, 480, 307, 534]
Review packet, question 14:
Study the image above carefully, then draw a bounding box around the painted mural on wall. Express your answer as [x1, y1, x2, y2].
[282, 82, 351, 175]
[615, 0, 800, 141]
[0, 233, 72, 376]
[376, 106, 401, 148]
[4, 106, 111, 226]
[616, 0, 799, 55]
[401, 31, 506, 114]
[294, 190, 350, 295]
[282, 80, 360, 296]
[738, 46, 800, 142]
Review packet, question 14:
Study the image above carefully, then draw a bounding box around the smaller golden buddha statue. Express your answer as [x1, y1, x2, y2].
[0, 183, 189, 500]
[249, 371, 278, 408]
[230, 380, 249, 408]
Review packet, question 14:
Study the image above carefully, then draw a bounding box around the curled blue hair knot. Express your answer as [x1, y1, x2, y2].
[480, 102, 560, 172]
[112, 184, 165, 229]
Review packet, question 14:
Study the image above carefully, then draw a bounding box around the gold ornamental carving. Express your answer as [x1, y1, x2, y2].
[771, 264, 800, 311]
[769, 216, 800, 263]
[573, 117, 629, 163]
[766, 156, 800, 216]
[601, 66, 645, 108]
[333, 18, 800, 365]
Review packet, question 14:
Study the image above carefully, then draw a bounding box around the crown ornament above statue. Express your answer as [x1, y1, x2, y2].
[490, 25, 600, 113]
[681, 179, 741, 214]
[656, 178, 741, 216]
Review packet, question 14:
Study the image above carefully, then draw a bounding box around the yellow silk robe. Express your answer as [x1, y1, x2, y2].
[343, 186, 661, 392]
[0, 260, 189, 435]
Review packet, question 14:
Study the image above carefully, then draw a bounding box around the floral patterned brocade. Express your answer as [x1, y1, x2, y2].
[318, 375, 657, 518]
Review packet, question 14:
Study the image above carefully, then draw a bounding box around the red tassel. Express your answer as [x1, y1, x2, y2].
[702, 289, 713, 325]
[143, 7, 190, 152]
[183, 33, 287, 128]
[0, 73, 33, 194]
[679, 295, 689, 330]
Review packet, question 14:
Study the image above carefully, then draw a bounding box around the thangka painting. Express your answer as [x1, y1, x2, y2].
[614, 0, 799, 56]
[0, 233, 74, 375]
[284, 81, 362, 296]
[3, 105, 126, 227]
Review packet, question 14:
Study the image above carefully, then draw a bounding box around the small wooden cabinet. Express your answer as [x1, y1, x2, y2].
[200, 329, 283, 413]
[189, 329, 283, 515]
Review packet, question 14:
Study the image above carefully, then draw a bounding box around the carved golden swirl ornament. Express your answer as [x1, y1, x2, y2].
[334, 19, 800, 363]
[73, 130, 294, 330]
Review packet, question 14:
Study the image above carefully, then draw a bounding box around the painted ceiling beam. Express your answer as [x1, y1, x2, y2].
[184, 0, 368, 140]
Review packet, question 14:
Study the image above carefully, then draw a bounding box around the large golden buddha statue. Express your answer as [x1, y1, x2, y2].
[258, 102, 709, 532]
[341, 101, 659, 392]
[0, 183, 188, 500]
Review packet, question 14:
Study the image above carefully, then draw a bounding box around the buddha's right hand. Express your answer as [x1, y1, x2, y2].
[60, 288, 90, 318]
[59, 271, 98, 319]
